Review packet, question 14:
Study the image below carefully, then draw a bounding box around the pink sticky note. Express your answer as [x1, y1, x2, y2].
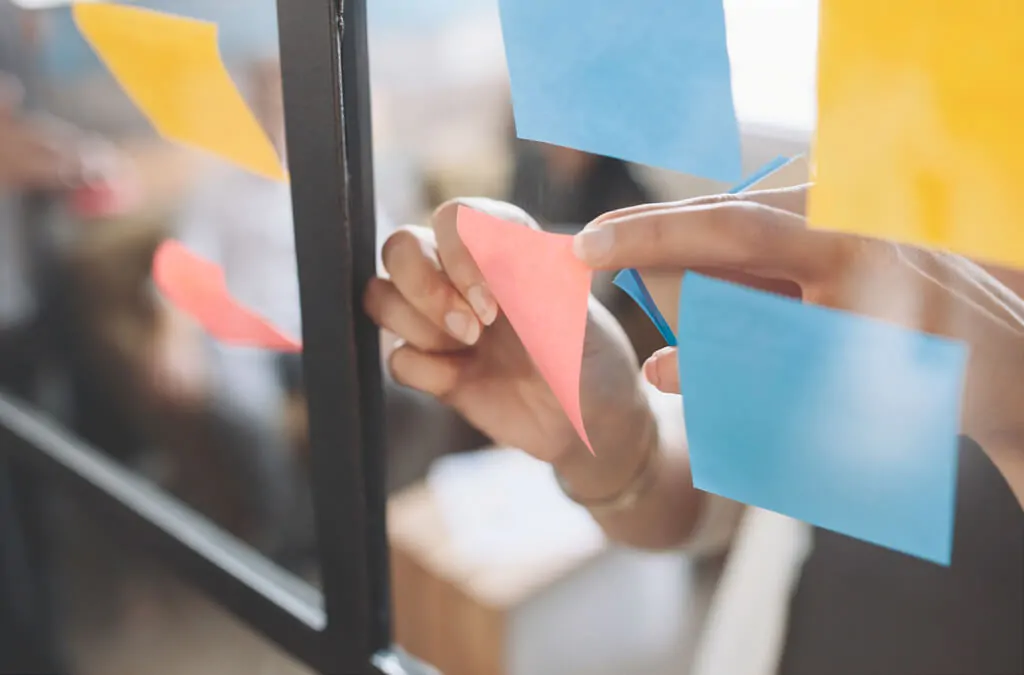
[457, 206, 593, 452]
[152, 240, 302, 353]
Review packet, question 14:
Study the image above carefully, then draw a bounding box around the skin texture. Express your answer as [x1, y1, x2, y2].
[365, 198, 703, 549]
[577, 185, 1024, 510]
[368, 188, 1024, 553]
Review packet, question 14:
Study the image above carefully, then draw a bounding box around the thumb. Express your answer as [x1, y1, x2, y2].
[643, 347, 680, 395]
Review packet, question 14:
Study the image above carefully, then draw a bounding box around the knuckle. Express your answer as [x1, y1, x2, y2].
[434, 364, 463, 403]
[831, 235, 875, 273]
[387, 346, 412, 387]
[415, 265, 452, 309]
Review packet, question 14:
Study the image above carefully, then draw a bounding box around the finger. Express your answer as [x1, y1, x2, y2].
[0, 136, 65, 189]
[17, 141, 70, 187]
[388, 343, 465, 400]
[642, 347, 680, 394]
[432, 197, 538, 326]
[364, 277, 464, 352]
[574, 200, 836, 283]
[590, 184, 810, 227]
[10, 119, 84, 188]
[380, 226, 483, 346]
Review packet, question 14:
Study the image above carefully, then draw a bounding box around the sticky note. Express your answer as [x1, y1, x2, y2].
[153, 240, 302, 352]
[677, 273, 966, 564]
[498, 0, 741, 182]
[615, 156, 804, 342]
[74, 3, 287, 182]
[811, 1, 1024, 269]
[613, 268, 677, 346]
[457, 207, 593, 452]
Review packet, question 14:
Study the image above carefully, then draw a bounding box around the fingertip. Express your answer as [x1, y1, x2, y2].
[444, 309, 481, 346]
[466, 283, 498, 326]
[644, 346, 680, 394]
[642, 355, 661, 389]
[572, 225, 615, 267]
[389, 345, 462, 400]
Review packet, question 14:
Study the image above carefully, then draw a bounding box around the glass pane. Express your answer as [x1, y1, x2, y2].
[0, 2, 320, 671]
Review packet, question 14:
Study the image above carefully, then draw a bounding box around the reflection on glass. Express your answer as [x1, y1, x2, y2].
[1, 1, 320, 672]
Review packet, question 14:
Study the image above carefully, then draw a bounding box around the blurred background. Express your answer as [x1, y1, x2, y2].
[0, 0, 818, 674]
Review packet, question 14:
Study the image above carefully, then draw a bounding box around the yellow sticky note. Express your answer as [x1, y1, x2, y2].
[810, 2, 1024, 269]
[74, 3, 287, 182]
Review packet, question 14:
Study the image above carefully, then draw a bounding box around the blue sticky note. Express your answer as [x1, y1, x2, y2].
[728, 155, 790, 192]
[612, 157, 790, 344]
[613, 269, 677, 346]
[677, 273, 966, 565]
[498, 0, 742, 182]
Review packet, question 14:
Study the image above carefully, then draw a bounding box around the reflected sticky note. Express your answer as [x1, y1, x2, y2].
[457, 207, 593, 452]
[153, 240, 301, 352]
[811, 1, 1024, 269]
[616, 156, 804, 343]
[74, 3, 286, 182]
[677, 273, 966, 564]
[498, 0, 741, 182]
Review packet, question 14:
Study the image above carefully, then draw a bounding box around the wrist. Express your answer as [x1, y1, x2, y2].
[551, 400, 661, 504]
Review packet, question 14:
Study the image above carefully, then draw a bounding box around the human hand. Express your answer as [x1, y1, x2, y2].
[365, 198, 660, 498]
[144, 304, 209, 411]
[0, 72, 111, 191]
[574, 186, 1024, 502]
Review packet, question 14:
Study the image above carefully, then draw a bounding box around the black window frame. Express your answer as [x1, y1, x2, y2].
[0, 0, 436, 673]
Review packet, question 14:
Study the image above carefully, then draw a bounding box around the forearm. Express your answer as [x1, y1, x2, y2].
[553, 379, 710, 550]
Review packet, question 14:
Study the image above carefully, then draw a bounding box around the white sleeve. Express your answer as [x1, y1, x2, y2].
[690, 510, 813, 675]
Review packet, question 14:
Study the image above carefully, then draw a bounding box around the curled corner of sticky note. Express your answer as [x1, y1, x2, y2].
[613, 269, 677, 346]
[153, 240, 302, 353]
[455, 205, 594, 452]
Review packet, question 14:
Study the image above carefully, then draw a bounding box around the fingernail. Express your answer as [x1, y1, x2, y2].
[467, 284, 498, 326]
[643, 356, 661, 388]
[445, 310, 480, 345]
[573, 226, 614, 263]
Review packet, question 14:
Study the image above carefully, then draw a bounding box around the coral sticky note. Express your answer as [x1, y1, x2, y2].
[457, 206, 594, 452]
[153, 240, 301, 352]
[73, 3, 286, 182]
[677, 273, 966, 565]
[498, 0, 742, 182]
[811, 1, 1024, 269]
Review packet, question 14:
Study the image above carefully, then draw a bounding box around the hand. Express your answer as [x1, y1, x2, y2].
[144, 305, 208, 411]
[574, 186, 1024, 503]
[0, 72, 100, 191]
[365, 198, 659, 498]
